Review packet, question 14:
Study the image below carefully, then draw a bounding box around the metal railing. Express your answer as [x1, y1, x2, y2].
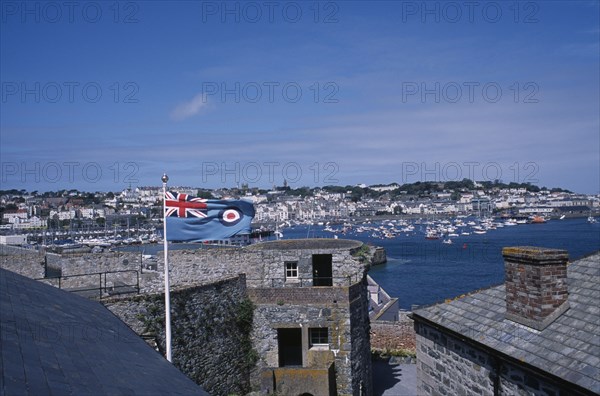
[36, 269, 140, 299]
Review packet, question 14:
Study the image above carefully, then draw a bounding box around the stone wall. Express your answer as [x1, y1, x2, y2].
[247, 283, 362, 305]
[142, 245, 367, 292]
[369, 246, 387, 265]
[0, 240, 374, 293]
[250, 303, 349, 391]
[262, 365, 336, 396]
[499, 364, 562, 396]
[416, 321, 495, 395]
[104, 275, 254, 396]
[370, 314, 416, 354]
[0, 248, 151, 294]
[249, 281, 372, 396]
[0, 245, 45, 278]
[58, 251, 143, 276]
[349, 281, 373, 396]
[41, 251, 150, 296]
[415, 321, 564, 396]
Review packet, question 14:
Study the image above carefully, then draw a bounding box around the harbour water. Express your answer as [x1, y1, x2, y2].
[280, 217, 600, 309]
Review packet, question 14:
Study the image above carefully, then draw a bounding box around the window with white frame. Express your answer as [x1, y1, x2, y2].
[285, 261, 298, 280]
[309, 327, 329, 347]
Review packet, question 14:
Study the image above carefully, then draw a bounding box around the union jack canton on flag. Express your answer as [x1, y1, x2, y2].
[164, 191, 255, 242]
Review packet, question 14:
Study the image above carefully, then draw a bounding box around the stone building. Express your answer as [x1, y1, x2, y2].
[412, 247, 600, 395]
[244, 239, 373, 396]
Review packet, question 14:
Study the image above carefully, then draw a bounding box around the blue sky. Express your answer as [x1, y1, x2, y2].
[1, 1, 599, 193]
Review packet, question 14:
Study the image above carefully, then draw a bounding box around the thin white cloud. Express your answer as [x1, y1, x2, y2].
[170, 93, 210, 121]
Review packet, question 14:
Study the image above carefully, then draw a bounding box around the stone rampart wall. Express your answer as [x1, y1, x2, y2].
[58, 252, 143, 276]
[349, 281, 373, 396]
[0, 245, 45, 278]
[104, 275, 254, 396]
[0, 242, 371, 292]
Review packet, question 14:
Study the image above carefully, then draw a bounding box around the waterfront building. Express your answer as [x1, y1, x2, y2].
[471, 197, 493, 215]
[518, 207, 555, 215]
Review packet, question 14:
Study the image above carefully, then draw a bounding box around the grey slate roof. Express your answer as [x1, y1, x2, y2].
[413, 252, 600, 393]
[0, 268, 208, 396]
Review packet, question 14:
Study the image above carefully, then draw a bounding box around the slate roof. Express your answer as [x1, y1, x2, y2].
[0, 268, 208, 396]
[413, 252, 600, 393]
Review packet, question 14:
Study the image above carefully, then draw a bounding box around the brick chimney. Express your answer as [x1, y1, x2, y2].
[502, 247, 570, 331]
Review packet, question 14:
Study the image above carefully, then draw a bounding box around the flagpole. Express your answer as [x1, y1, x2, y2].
[161, 173, 172, 363]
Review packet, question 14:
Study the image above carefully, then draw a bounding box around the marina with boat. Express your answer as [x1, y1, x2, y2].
[6, 211, 600, 254]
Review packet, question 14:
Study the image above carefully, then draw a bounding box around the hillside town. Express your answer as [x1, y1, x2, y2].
[1, 180, 598, 238]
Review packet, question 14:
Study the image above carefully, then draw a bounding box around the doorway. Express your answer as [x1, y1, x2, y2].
[278, 328, 302, 367]
[312, 254, 333, 286]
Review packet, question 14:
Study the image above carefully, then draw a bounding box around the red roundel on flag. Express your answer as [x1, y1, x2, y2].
[220, 208, 242, 226]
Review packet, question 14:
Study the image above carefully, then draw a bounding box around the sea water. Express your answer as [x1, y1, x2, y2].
[282, 217, 600, 309]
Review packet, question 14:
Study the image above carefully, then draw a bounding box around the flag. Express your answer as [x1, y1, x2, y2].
[164, 191, 255, 242]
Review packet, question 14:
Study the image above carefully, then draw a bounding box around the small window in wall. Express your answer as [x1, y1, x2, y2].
[285, 261, 298, 280]
[309, 327, 329, 348]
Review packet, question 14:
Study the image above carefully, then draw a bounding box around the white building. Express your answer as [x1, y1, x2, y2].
[80, 208, 106, 219]
[12, 216, 45, 229]
[370, 184, 400, 192]
[3, 210, 28, 224]
[49, 210, 76, 220]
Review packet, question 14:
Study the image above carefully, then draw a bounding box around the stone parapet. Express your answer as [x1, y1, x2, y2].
[104, 274, 252, 396]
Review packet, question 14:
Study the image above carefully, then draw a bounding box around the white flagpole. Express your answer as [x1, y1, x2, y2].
[161, 173, 172, 362]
